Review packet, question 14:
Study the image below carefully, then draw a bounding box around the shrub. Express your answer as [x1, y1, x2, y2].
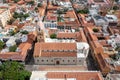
[76, 9, 89, 14]
[13, 0, 19, 3]
[50, 33, 57, 39]
[93, 28, 99, 32]
[9, 30, 16, 36]
[9, 45, 17, 52]
[27, 1, 34, 5]
[37, 3, 42, 7]
[113, 6, 119, 10]
[20, 30, 28, 34]
[0, 40, 4, 50]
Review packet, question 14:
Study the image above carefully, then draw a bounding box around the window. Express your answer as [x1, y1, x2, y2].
[68, 60, 70, 62]
[42, 60, 44, 62]
[37, 60, 39, 62]
[46, 60, 48, 62]
[79, 60, 81, 62]
[73, 60, 75, 62]
[51, 60, 53, 62]
[63, 60, 64, 62]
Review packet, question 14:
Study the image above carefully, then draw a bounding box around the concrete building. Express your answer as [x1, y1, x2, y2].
[92, 15, 108, 26]
[34, 42, 89, 65]
[105, 14, 118, 26]
[0, 7, 11, 28]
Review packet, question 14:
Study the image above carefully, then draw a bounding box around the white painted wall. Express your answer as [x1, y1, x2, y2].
[35, 57, 87, 65]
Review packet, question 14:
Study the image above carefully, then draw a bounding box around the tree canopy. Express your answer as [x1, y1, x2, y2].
[0, 40, 4, 50]
[37, 3, 42, 7]
[20, 30, 28, 34]
[13, 0, 19, 3]
[0, 61, 31, 80]
[13, 12, 29, 20]
[50, 33, 57, 39]
[27, 1, 34, 5]
[76, 9, 89, 14]
[9, 45, 17, 52]
[93, 28, 99, 32]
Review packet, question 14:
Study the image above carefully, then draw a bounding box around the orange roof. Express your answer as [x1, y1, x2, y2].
[39, 43, 76, 51]
[57, 30, 87, 42]
[34, 42, 77, 57]
[57, 32, 77, 39]
[40, 52, 77, 57]
[95, 53, 111, 74]
[17, 0, 25, 5]
[46, 72, 103, 80]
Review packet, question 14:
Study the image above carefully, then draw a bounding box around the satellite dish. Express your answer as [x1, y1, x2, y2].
[21, 35, 28, 42]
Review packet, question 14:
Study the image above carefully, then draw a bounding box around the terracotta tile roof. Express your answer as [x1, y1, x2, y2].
[17, 0, 25, 5]
[0, 41, 32, 61]
[79, 29, 87, 42]
[40, 52, 77, 57]
[34, 43, 41, 57]
[19, 42, 32, 60]
[34, 42, 77, 57]
[40, 43, 76, 51]
[46, 16, 57, 21]
[0, 53, 22, 61]
[95, 53, 111, 74]
[57, 32, 77, 39]
[46, 72, 103, 80]
[57, 30, 87, 42]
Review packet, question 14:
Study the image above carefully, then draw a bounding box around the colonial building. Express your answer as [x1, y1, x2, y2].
[34, 42, 89, 65]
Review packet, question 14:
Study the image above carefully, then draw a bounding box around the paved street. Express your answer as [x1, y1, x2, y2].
[25, 65, 88, 72]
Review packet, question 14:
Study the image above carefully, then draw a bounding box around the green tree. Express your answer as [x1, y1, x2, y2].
[115, 0, 119, 2]
[0, 40, 4, 50]
[35, 7, 38, 12]
[37, 3, 42, 7]
[113, 6, 119, 10]
[13, 0, 19, 3]
[9, 30, 15, 36]
[50, 33, 57, 39]
[9, 45, 17, 52]
[35, 7, 38, 11]
[76, 9, 89, 14]
[0, 61, 31, 80]
[57, 15, 63, 22]
[20, 30, 28, 34]
[93, 28, 99, 32]
[23, 13, 29, 19]
[13, 12, 19, 19]
[27, 1, 34, 5]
